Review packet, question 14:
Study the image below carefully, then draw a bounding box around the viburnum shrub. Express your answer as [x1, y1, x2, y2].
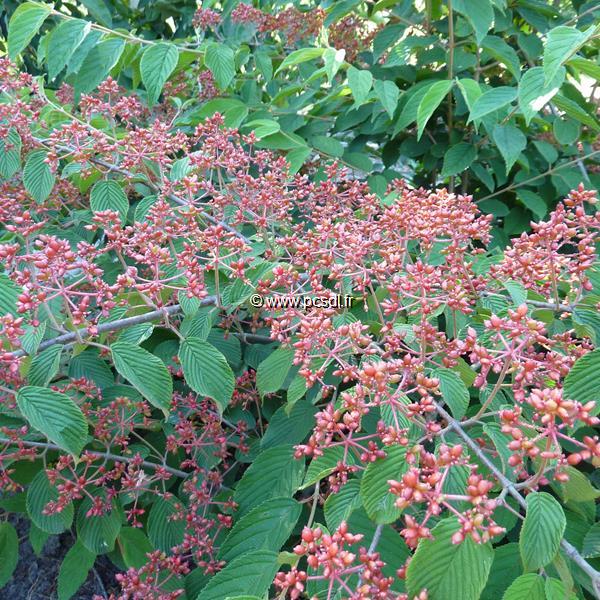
[1, 2, 600, 600]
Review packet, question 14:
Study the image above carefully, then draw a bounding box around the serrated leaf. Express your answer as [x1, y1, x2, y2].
[324, 479, 362, 530]
[347, 66, 373, 106]
[205, 42, 235, 89]
[47, 19, 91, 80]
[140, 42, 179, 105]
[394, 81, 437, 133]
[261, 398, 316, 449]
[74, 37, 125, 99]
[275, 47, 325, 73]
[360, 444, 407, 524]
[558, 466, 600, 502]
[76, 495, 122, 554]
[111, 341, 173, 415]
[519, 492, 566, 570]
[518, 66, 565, 125]
[0, 522, 18, 588]
[374, 79, 400, 118]
[196, 550, 278, 600]
[148, 496, 185, 552]
[178, 338, 234, 412]
[256, 347, 294, 397]
[453, 0, 493, 43]
[0, 128, 22, 178]
[553, 117, 580, 145]
[416, 80, 453, 139]
[17, 386, 87, 456]
[543, 26, 596, 85]
[118, 527, 153, 568]
[469, 87, 517, 122]
[582, 522, 600, 558]
[244, 119, 280, 139]
[517, 190, 547, 220]
[28, 344, 62, 387]
[219, 497, 301, 561]
[8, 2, 52, 59]
[441, 143, 477, 177]
[89, 179, 129, 222]
[303, 446, 352, 489]
[406, 518, 494, 600]
[434, 368, 469, 419]
[23, 150, 55, 203]
[312, 135, 344, 158]
[234, 445, 305, 516]
[564, 349, 600, 404]
[28, 523, 49, 556]
[492, 124, 527, 174]
[482, 36, 521, 81]
[27, 470, 74, 534]
[501, 573, 545, 599]
[57, 540, 96, 600]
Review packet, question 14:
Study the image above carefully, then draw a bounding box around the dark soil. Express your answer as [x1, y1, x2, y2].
[3, 515, 121, 600]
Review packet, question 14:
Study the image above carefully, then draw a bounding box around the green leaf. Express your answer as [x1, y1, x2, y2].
[118, 527, 153, 568]
[302, 446, 353, 489]
[275, 47, 325, 73]
[0, 522, 18, 588]
[469, 87, 517, 122]
[261, 398, 316, 449]
[17, 386, 87, 456]
[564, 349, 600, 404]
[482, 36, 521, 81]
[29, 524, 49, 556]
[417, 80, 453, 139]
[57, 540, 96, 600]
[205, 42, 235, 89]
[324, 479, 362, 530]
[360, 444, 407, 524]
[140, 42, 179, 105]
[441, 143, 477, 177]
[47, 19, 91, 80]
[256, 347, 295, 397]
[76, 495, 122, 554]
[254, 49, 272, 82]
[519, 492, 566, 570]
[28, 344, 62, 387]
[374, 79, 400, 118]
[553, 117, 580, 145]
[111, 341, 173, 415]
[8, 1, 52, 59]
[0, 129, 22, 178]
[312, 135, 344, 158]
[481, 543, 522, 600]
[434, 368, 469, 419]
[347, 66, 373, 106]
[456, 78, 482, 112]
[543, 26, 596, 85]
[557, 466, 600, 502]
[501, 573, 545, 599]
[492, 124, 527, 174]
[219, 497, 301, 561]
[23, 150, 55, 203]
[582, 522, 600, 558]
[196, 550, 278, 600]
[0, 274, 20, 317]
[243, 119, 280, 139]
[68, 349, 114, 389]
[553, 94, 599, 131]
[234, 445, 305, 516]
[517, 190, 547, 220]
[406, 518, 494, 600]
[74, 37, 125, 98]
[27, 470, 74, 534]
[518, 66, 565, 125]
[453, 0, 493, 43]
[178, 338, 235, 413]
[148, 496, 185, 552]
[393, 81, 435, 134]
[323, 47, 345, 81]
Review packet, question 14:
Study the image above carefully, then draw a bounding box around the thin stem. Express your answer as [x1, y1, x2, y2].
[476, 151, 600, 202]
[0, 437, 189, 479]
